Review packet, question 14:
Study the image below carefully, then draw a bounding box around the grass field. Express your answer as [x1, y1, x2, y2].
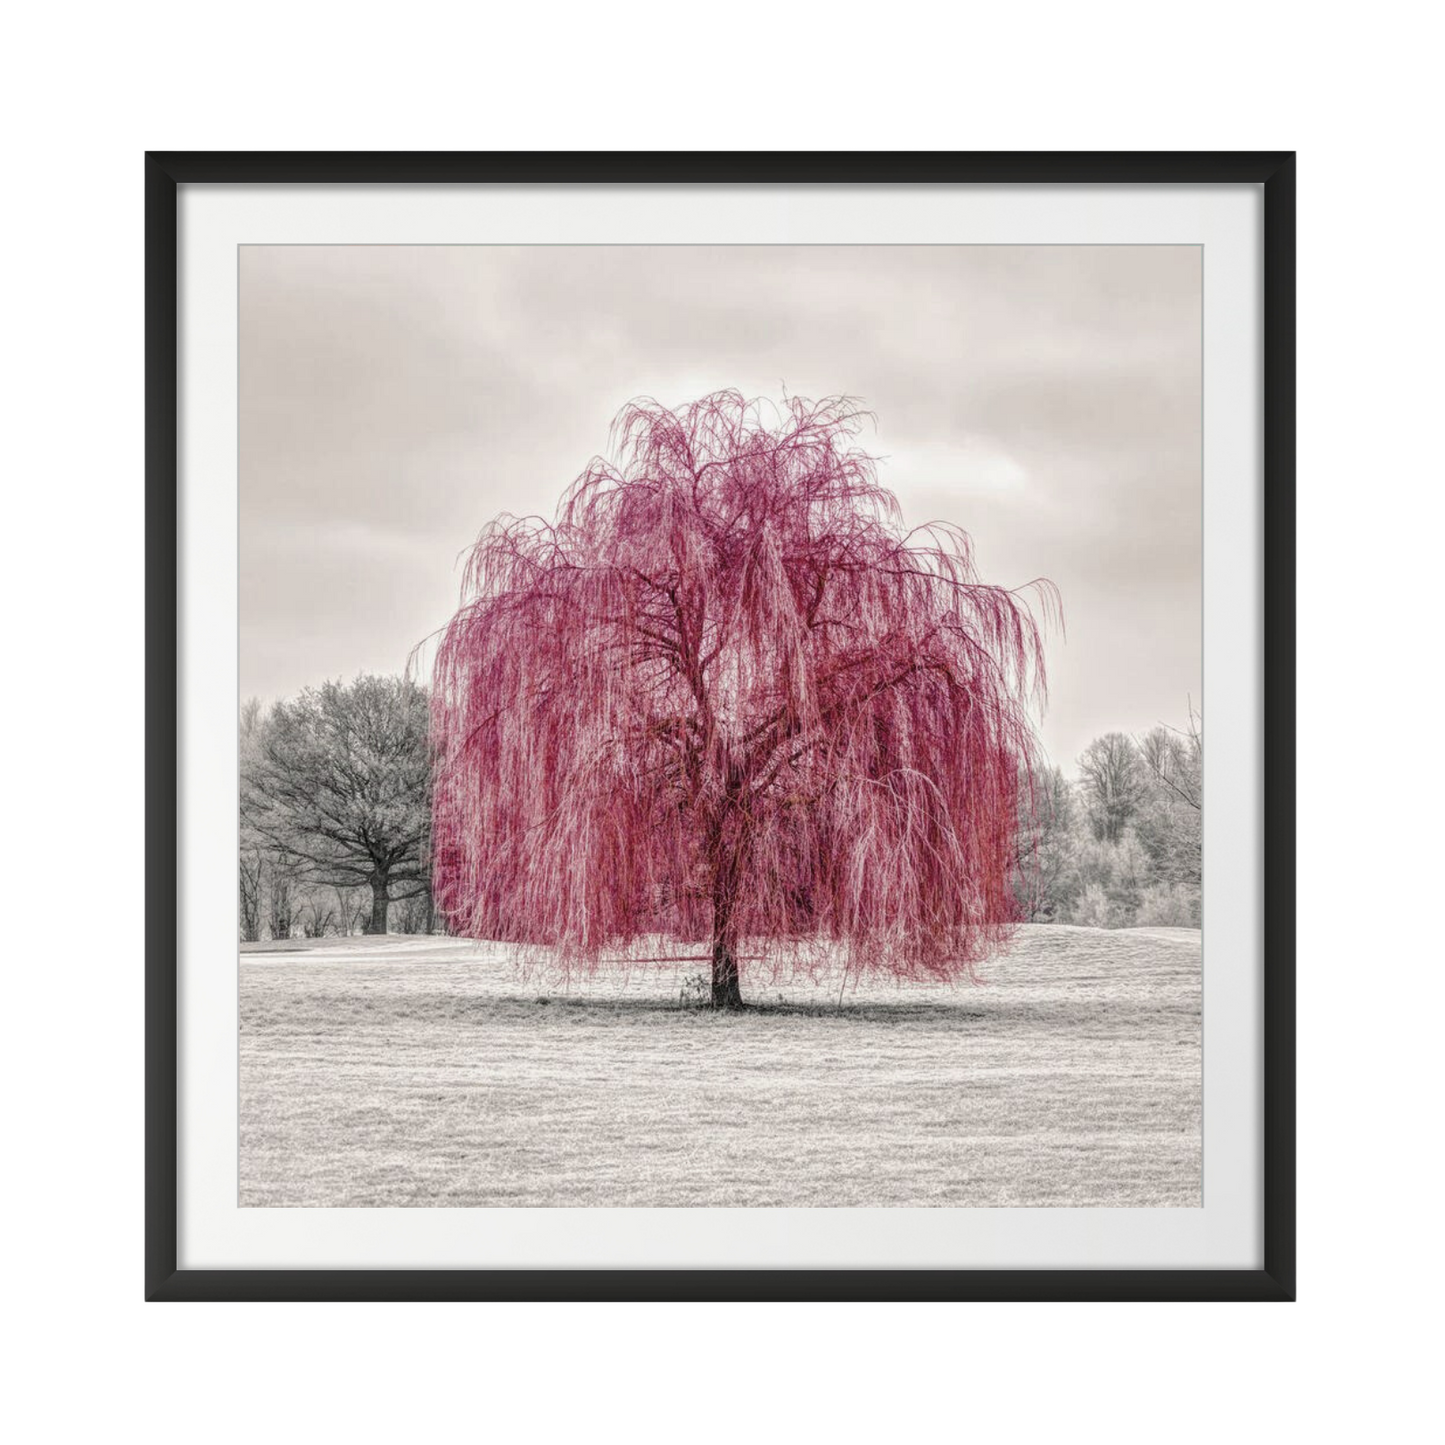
[239, 924, 1200, 1208]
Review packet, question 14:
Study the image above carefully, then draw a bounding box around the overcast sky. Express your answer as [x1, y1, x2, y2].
[239, 244, 1200, 774]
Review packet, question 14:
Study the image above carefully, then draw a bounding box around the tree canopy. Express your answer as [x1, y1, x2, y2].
[241, 675, 432, 934]
[432, 393, 1052, 1003]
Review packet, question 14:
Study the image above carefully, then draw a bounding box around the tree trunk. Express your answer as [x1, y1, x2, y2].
[368, 877, 390, 935]
[710, 933, 743, 1009]
[710, 842, 746, 1009]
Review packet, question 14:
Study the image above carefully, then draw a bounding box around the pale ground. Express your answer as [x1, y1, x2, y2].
[239, 925, 1201, 1208]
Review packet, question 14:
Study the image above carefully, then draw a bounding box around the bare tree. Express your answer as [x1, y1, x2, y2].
[300, 893, 336, 938]
[1077, 732, 1146, 844]
[241, 676, 432, 935]
[1138, 705, 1202, 812]
[1136, 707, 1202, 888]
[238, 705, 270, 942]
[266, 861, 295, 941]
[332, 885, 367, 936]
[238, 698, 267, 941]
[397, 890, 436, 935]
[238, 848, 265, 943]
[1013, 764, 1080, 921]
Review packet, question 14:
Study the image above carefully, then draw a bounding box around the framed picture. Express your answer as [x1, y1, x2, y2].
[147, 151, 1294, 1301]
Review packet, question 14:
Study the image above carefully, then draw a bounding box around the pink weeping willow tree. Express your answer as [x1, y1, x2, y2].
[432, 393, 1054, 1007]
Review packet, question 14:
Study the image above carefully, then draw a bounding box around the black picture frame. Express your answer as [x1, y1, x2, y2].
[147, 151, 1295, 1302]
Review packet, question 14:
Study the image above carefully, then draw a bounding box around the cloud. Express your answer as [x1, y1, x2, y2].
[240, 244, 1201, 767]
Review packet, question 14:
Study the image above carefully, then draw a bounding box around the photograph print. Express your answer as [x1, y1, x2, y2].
[238, 244, 1202, 1210]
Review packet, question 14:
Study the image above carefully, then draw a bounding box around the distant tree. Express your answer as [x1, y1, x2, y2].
[266, 860, 295, 941]
[1050, 710, 1203, 929]
[238, 699, 267, 941]
[1077, 731, 1147, 843]
[433, 392, 1052, 1006]
[397, 892, 436, 935]
[333, 885, 368, 936]
[1072, 882, 1117, 930]
[1070, 829, 1150, 925]
[238, 847, 265, 943]
[1136, 712, 1202, 889]
[300, 895, 336, 938]
[1013, 764, 1080, 921]
[1134, 881, 1200, 928]
[242, 676, 432, 935]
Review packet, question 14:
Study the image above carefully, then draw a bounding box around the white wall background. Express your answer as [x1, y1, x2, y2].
[3, 2, 1437, 1441]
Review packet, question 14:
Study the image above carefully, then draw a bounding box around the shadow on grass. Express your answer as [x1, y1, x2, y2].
[493, 994, 992, 1024]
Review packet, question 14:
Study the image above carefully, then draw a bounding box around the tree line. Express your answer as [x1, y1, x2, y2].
[239, 673, 1201, 940]
[1015, 710, 1202, 928]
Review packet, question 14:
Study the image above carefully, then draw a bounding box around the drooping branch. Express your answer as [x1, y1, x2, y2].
[432, 392, 1054, 988]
